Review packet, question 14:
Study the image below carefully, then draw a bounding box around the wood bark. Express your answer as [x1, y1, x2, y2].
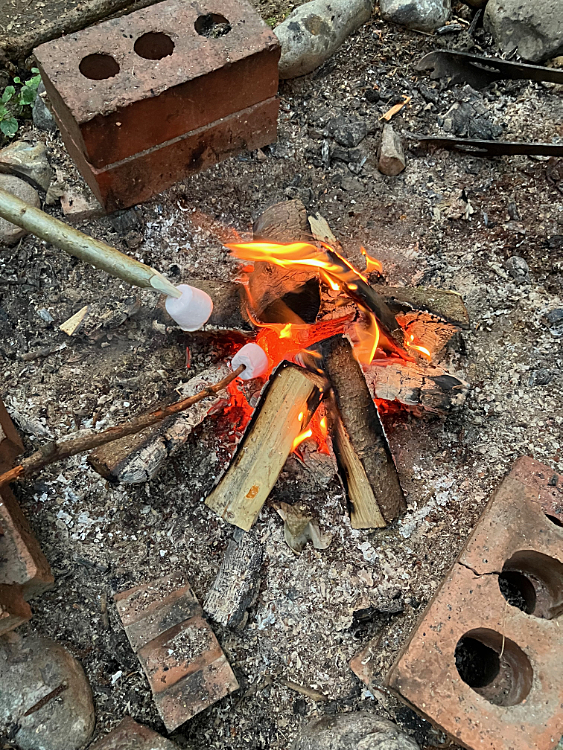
[364, 360, 469, 414]
[88, 365, 232, 483]
[0, 365, 244, 488]
[249, 199, 320, 323]
[321, 336, 406, 526]
[203, 529, 264, 629]
[205, 363, 327, 531]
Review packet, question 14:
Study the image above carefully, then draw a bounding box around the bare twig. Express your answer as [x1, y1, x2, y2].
[0, 365, 245, 487]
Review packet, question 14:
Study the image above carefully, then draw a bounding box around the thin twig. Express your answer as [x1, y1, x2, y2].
[0, 364, 245, 487]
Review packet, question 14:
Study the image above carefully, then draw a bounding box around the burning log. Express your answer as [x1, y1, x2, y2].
[203, 529, 263, 629]
[250, 200, 320, 323]
[88, 365, 233, 483]
[205, 362, 327, 531]
[320, 336, 406, 527]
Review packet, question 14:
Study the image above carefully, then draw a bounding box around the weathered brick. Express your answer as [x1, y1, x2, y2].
[0, 583, 31, 636]
[89, 716, 178, 750]
[115, 573, 239, 732]
[0, 398, 23, 474]
[55, 96, 278, 212]
[34, 0, 280, 210]
[386, 457, 563, 750]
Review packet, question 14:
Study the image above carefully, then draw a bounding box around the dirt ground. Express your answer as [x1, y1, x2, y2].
[1, 2, 563, 749]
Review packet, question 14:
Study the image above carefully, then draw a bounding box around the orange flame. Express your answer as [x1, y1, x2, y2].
[292, 428, 313, 451]
[228, 240, 379, 366]
[406, 334, 431, 359]
[361, 247, 383, 274]
[320, 270, 340, 291]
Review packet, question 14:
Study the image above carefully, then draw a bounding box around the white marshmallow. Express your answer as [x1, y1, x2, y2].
[231, 343, 269, 380]
[165, 284, 213, 331]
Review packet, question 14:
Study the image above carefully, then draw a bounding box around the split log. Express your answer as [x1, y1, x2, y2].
[320, 336, 406, 527]
[189, 280, 251, 331]
[205, 362, 327, 531]
[373, 286, 469, 329]
[88, 365, 232, 483]
[250, 200, 320, 323]
[364, 360, 469, 415]
[203, 528, 264, 629]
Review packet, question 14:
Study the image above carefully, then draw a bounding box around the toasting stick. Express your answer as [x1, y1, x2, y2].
[0, 187, 181, 297]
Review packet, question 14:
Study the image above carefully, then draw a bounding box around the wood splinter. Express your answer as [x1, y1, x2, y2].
[320, 335, 406, 528]
[205, 362, 327, 531]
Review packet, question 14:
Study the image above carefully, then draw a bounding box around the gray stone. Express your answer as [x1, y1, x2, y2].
[505, 255, 530, 284]
[380, 0, 450, 31]
[0, 175, 40, 245]
[484, 0, 563, 62]
[378, 124, 406, 176]
[291, 712, 420, 750]
[32, 83, 57, 132]
[326, 115, 368, 148]
[546, 308, 563, 327]
[0, 140, 53, 191]
[275, 0, 374, 79]
[0, 632, 95, 750]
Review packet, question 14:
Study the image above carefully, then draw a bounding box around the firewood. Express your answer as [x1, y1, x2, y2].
[205, 362, 327, 531]
[0, 365, 245, 488]
[320, 336, 406, 527]
[189, 280, 251, 331]
[364, 360, 469, 415]
[249, 200, 320, 323]
[373, 286, 469, 329]
[88, 365, 233, 483]
[203, 529, 264, 629]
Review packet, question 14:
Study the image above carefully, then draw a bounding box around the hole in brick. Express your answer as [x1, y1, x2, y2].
[546, 513, 563, 528]
[498, 571, 536, 614]
[79, 54, 120, 80]
[134, 32, 175, 60]
[195, 13, 232, 38]
[455, 628, 533, 706]
[499, 550, 563, 619]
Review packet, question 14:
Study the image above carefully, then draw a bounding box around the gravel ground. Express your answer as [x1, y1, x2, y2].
[1, 2, 562, 749]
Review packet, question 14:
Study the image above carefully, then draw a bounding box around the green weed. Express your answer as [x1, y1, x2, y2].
[0, 68, 42, 138]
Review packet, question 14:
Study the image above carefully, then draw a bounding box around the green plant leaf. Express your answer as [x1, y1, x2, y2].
[1, 86, 15, 104]
[13, 77, 21, 84]
[18, 86, 36, 105]
[0, 118, 18, 137]
[0, 105, 7, 119]
[25, 74, 41, 91]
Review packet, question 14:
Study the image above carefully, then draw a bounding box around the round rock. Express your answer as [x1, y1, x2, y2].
[0, 174, 40, 246]
[380, 0, 451, 31]
[291, 711, 420, 750]
[275, 0, 374, 79]
[0, 632, 95, 750]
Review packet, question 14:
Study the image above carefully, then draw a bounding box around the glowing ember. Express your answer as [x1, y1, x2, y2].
[406, 334, 431, 358]
[292, 428, 313, 451]
[361, 247, 383, 274]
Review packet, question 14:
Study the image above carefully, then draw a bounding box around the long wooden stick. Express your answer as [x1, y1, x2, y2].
[0, 187, 180, 297]
[0, 365, 245, 487]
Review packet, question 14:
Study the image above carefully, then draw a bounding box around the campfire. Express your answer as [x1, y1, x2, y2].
[88, 199, 469, 535]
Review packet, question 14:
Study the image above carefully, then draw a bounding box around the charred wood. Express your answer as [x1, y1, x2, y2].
[203, 529, 264, 629]
[205, 362, 327, 531]
[320, 336, 406, 527]
[250, 200, 320, 323]
[88, 365, 232, 483]
[364, 360, 469, 415]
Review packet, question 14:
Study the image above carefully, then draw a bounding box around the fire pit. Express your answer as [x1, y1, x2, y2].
[89, 199, 470, 535]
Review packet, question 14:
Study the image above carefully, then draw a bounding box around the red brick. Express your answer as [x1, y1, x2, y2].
[115, 573, 239, 732]
[387, 457, 563, 750]
[35, 0, 279, 168]
[0, 397, 23, 474]
[0, 486, 54, 599]
[34, 0, 280, 210]
[89, 716, 178, 750]
[0, 583, 31, 636]
[55, 96, 278, 212]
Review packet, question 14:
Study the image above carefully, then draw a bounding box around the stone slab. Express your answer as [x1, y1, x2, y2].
[89, 716, 178, 750]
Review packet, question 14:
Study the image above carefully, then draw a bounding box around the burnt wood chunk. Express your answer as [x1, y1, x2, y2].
[88, 365, 232, 483]
[363, 361, 469, 414]
[250, 200, 320, 322]
[203, 529, 263, 629]
[373, 286, 470, 329]
[205, 363, 326, 531]
[189, 280, 250, 331]
[321, 336, 406, 526]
